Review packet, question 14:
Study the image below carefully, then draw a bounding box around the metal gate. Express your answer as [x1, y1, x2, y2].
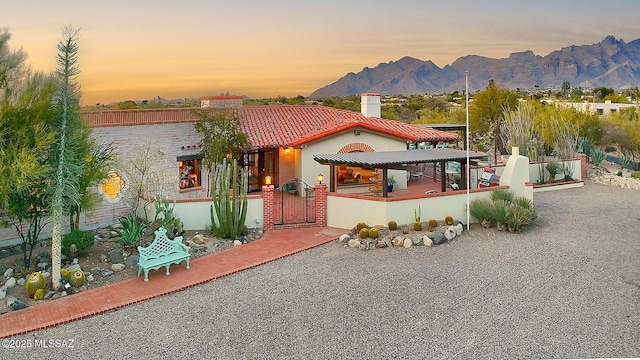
[274, 178, 316, 226]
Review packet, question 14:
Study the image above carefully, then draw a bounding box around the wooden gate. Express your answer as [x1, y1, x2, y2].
[274, 178, 316, 226]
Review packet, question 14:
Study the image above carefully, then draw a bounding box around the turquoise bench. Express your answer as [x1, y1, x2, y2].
[137, 227, 191, 282]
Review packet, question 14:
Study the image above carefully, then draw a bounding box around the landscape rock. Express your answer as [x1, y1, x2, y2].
[37, 262, 48, 270]
[455, 224, 464, 235]
[111, 263, 125, 272]
[125, 255, 140, 267]
[403, 238, 412, 248]
[0, 285, 7, 299]
[4, 268, 13, 278]
[4, 277, 16, 288]
[348, 239, 361, 248]
[432, 232, 447, 245]
[412, 237, 423, 246]
[45, 291, 56, 300]
[67, 264, 82, 272]
[16, 278, 26, 286]
[392, 236, 404, 247]
[41, 272, 50, 279]
[7, 296, 28, 310]
[423, 236, 433, 247]
[339, 234, 351, 243]
[86, 274, 94, 282]
[100, 254, 108, 263]
[192, 234, 209, 244]
[101, 269, 114, 277]
[375, 239, 388, 248]
[444, 227, 457, 241]
[233, 240, 243, 246]
[109, 248, 124, 264]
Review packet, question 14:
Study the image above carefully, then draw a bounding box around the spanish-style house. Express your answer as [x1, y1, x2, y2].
[0, 94, 460, 242]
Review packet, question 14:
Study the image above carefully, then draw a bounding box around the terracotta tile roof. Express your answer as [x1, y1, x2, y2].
[241, 106, 456, 149]
[83, 105, 457, 150]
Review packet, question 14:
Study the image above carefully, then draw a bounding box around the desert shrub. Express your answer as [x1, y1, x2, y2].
[505, 205, 538, 232]
[491, 200, 510, 230]
[469, 198, 493, 222]
[490, 188, 514, 203]
[631, 171, 640, 179]
[62, 230, 95, 257]
[511, 196, 534, 210]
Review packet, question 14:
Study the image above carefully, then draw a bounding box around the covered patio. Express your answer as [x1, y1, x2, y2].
[313, 148, 487, 198]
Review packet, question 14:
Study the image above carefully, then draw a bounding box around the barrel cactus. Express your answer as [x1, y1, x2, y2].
[445, 216, 454, 225]
[387, 221, 398, 231]
[428, 219, 438, 229]
[33, 288, 47, 301]
[356, 222, 368, 232]
[369, 227, 379, 239]
[413, 222, 423, 231]
[68, 270, 86, 288]
[60, 268, 70, 282]
[26, 272, 46, 298]
[358, 227, 370, 238]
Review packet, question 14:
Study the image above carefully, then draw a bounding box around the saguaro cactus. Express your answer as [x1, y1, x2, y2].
[210, 159, 248, 239]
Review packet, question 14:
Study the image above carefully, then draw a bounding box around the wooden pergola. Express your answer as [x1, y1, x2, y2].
[313, 148, 487, 198]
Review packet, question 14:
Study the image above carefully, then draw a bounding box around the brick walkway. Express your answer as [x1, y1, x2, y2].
[0, 227, 345, 338]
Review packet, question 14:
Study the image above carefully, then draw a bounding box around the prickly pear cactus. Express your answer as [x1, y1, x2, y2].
[68, 270, 85, 288]
[26, 272, 46, 297]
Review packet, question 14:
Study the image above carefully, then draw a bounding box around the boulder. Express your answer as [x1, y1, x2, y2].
[111, 263, 125, 272]
[192, 233, 209, 244]
[444, 227, 457, 241]
[392, 236, 404, 247]
[423, 236, 433, 247]
[455, 224, 464, 235]
[4, 277, 16, 288]
[339, 234, 351, 244]
[432, 232, 446, 245]
[125, 255, 140, 267]
[403, 238, 412, 248]
[6, 296, 28, 310]
[109, 248, 124, 264]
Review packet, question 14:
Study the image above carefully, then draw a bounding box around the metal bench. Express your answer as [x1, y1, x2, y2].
[137, 227, 191, 282]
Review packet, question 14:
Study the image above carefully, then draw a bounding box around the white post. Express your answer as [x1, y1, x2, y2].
[465, 71, 470, 230]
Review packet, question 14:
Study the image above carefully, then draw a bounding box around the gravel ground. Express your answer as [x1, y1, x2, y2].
[4, 182, 640, 359]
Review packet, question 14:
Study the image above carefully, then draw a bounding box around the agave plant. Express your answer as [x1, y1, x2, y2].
[112, 214, 148, 248]
[469, 198, 493, 227]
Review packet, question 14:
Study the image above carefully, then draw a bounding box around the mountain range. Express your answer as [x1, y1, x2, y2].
[309, 36, 640, 97]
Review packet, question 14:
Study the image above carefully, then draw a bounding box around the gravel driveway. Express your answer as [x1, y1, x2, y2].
[6, 182, 640, 359]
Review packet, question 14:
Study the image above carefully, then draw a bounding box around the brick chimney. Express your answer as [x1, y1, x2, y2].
[200, 95, 243, 109]
[361, 93, 380, 118]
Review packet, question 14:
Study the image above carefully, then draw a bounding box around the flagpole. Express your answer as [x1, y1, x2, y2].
[465, 71, 470, 230]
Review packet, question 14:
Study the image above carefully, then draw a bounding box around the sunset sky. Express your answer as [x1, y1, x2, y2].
[3, 0, 640, 105]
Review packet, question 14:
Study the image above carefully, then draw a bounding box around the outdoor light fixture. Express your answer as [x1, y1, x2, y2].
[317, 173, 323, 184]
[284, 147, 292, 154]
[264, 175, 272, 185]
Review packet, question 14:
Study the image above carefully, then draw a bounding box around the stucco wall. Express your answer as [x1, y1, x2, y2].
[301, 129, 409, 189]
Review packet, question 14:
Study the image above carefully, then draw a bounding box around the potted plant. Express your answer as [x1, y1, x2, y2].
[387, 175, 397, 192]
